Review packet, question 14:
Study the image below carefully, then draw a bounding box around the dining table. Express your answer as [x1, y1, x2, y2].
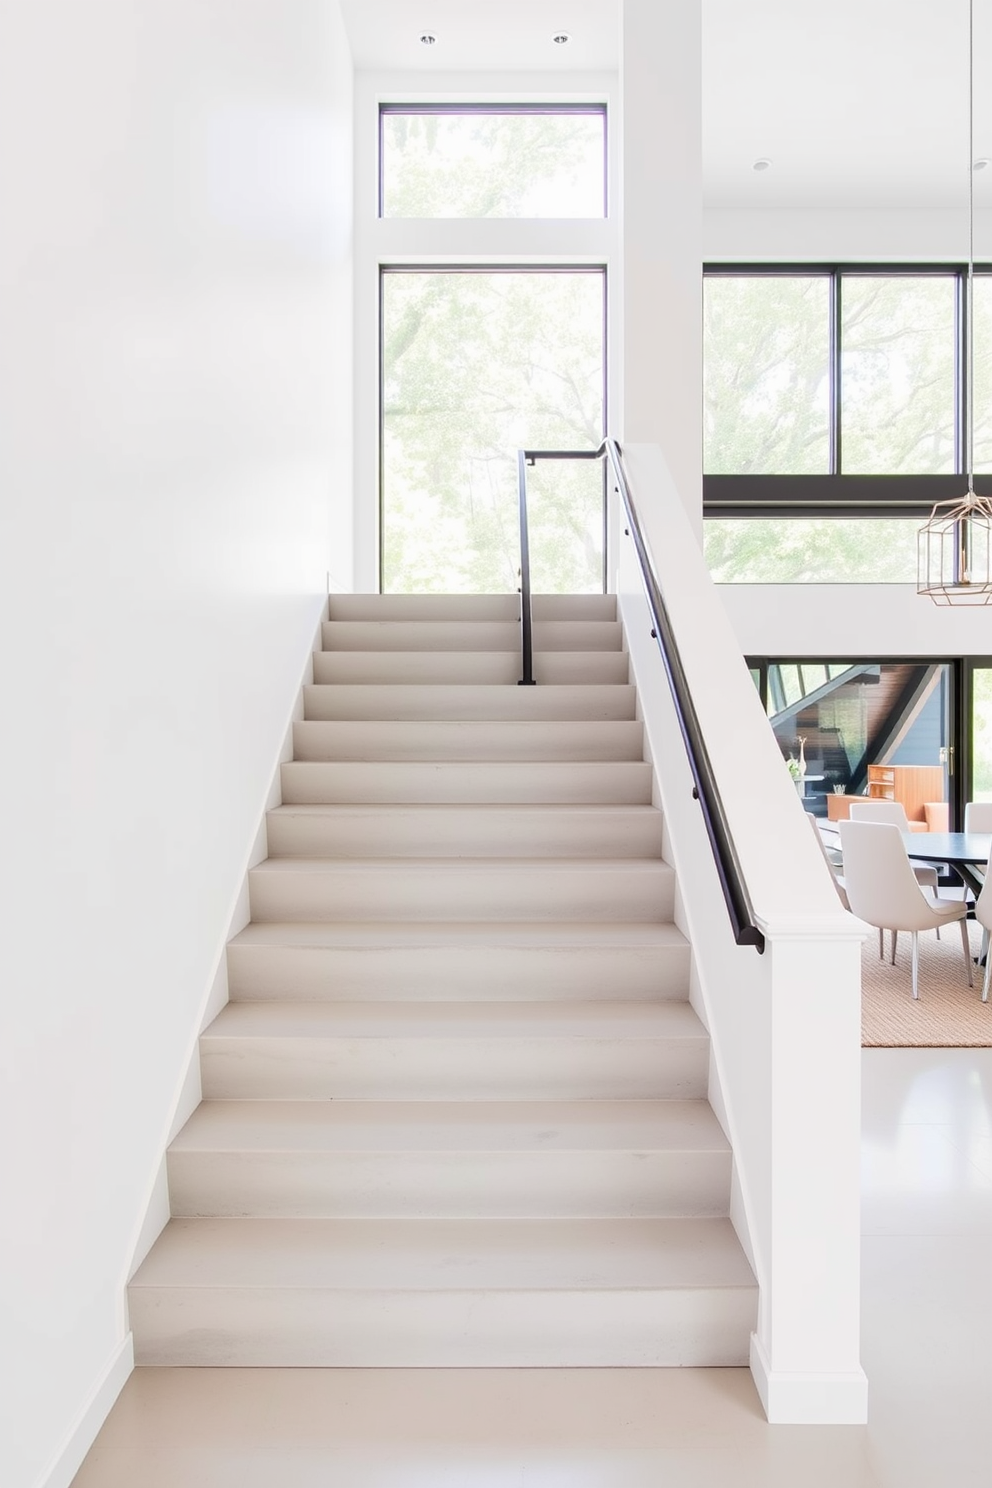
[902, 831, 992, 899]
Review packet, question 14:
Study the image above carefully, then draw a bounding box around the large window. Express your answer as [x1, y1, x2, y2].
[704, 275, 830, 476]
[381, 268, 606, 594]
[375, 95, 611, 595]
[840, 276, 956, 475]
[704, 265, 992, 583]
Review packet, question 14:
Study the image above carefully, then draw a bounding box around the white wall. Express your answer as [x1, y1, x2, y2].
[0, 3, 353, 1484]
[704, 205, 991, 264]
[621, 0, 702, 526]
[720, 583, 992, 658]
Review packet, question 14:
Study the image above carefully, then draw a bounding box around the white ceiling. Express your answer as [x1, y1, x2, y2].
[340, 0, 992, 211]
[340, 0, 620, 73]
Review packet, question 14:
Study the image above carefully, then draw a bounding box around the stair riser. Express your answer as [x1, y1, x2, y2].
[167, 1150, 731, 1219]
[292, 720, 643, 763]
[248, 866, 675, 923]
[200, 1038, 708, 1100]
[322, 621, 622, 653]
[303, 683, 637, 721]
[265, 808, 664, 860]
[281, 761, 653, 805]
[312, 652, 630, 685]
[130, 1286, 755, 1367]
[327, 594, 617, 622]
[226, 943, 690, 1002]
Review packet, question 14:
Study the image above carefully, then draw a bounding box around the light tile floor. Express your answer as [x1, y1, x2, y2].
[72, 1048, 992, 1488]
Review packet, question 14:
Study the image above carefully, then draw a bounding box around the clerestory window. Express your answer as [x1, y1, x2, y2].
[379, 104, 607, 219]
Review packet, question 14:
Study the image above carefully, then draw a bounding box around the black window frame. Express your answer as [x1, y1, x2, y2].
[704, 264, 992, 519]
[378, 102, 609, 220]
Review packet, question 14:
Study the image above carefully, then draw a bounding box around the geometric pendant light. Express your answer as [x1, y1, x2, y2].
[918, 0, 992, 603]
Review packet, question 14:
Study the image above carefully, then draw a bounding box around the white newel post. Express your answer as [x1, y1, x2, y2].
[751, 925, 868, 1424]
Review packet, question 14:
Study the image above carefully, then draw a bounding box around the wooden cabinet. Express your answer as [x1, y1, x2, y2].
[866, 764, 944, 825]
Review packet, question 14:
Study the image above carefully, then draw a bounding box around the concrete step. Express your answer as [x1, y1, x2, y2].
[226, 921, 690, 1003]
[327, 594, 617, 622]
[321, 620, 622, 653]
[264, 804, 665, 860]
[302, 682, 637, 721]
[312, 651, 630, 685]
[128, 1215, 757, 1366]
[280, 760, 653, 805]
[247, 857, 675, 923]
[291, 719, 644, 763]
[199, 1000, 708, 1100]
[167, 1098, 731, 1220]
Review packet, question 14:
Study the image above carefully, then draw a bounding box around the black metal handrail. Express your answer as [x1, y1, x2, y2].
[517, 438, 765, 953]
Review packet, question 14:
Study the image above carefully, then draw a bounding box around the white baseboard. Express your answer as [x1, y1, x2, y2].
[37, 1333, 134, 1488]
[750, 1333, 869, 1424]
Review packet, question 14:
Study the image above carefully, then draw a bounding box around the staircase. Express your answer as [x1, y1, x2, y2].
[129, 593, 757, 1367]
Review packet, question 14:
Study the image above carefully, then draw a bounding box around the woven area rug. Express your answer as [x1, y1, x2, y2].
[861, 921, 992, 1047]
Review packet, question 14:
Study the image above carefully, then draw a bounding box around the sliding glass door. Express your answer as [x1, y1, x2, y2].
[965, 662, 992, 808]
[749, 658, 955, 825]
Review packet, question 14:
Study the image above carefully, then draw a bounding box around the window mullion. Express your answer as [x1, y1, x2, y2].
[831, 271, 842, 476]
[957, 266, 968, 477]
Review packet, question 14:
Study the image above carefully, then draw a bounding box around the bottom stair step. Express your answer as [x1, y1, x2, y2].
[129, 1216, 757, 1367]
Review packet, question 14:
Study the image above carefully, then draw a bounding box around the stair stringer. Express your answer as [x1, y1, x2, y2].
[615, 595, 762, 1287]
[122, 603, 327, 1286]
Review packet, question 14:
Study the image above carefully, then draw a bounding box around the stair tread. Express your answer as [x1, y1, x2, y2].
[267, 803, 661, 819]
[204, 1000, 704, 1040]
[132, 1216, 755, 1291]
[292, 721, 644, 763]
[312, 652, 630, 685]
[303, 683, 636, 713]
[229, 920, 687, 950]
[280, 760, 653, 806]
[171, 1099, 729, 1154]
[322, 621, 623, 653]
[250, 857, 672, 874]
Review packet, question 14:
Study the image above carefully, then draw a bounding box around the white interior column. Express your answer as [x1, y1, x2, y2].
[619, 0, 703, 532]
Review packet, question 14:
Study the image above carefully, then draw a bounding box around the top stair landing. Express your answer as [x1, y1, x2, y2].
[319, 592, 627, 683]
[327, 593, 617, 622]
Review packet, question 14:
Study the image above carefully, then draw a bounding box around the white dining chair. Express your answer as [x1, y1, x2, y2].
[965, 801, 992, 833]
[846, 799, 943, 956]
[848, 800, 939, 886]
[805, 812, 849, 910]
[839, 819, 973, 1001]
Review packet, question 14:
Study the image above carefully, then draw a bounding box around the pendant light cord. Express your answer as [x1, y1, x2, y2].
[968, 0, 975, 493]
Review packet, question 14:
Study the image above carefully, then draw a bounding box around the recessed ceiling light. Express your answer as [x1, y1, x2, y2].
[974, 158, 990, 172]
[752, 158, 772, 172]
[419, 32, 436, 46]
[553, 32, 571, 44]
